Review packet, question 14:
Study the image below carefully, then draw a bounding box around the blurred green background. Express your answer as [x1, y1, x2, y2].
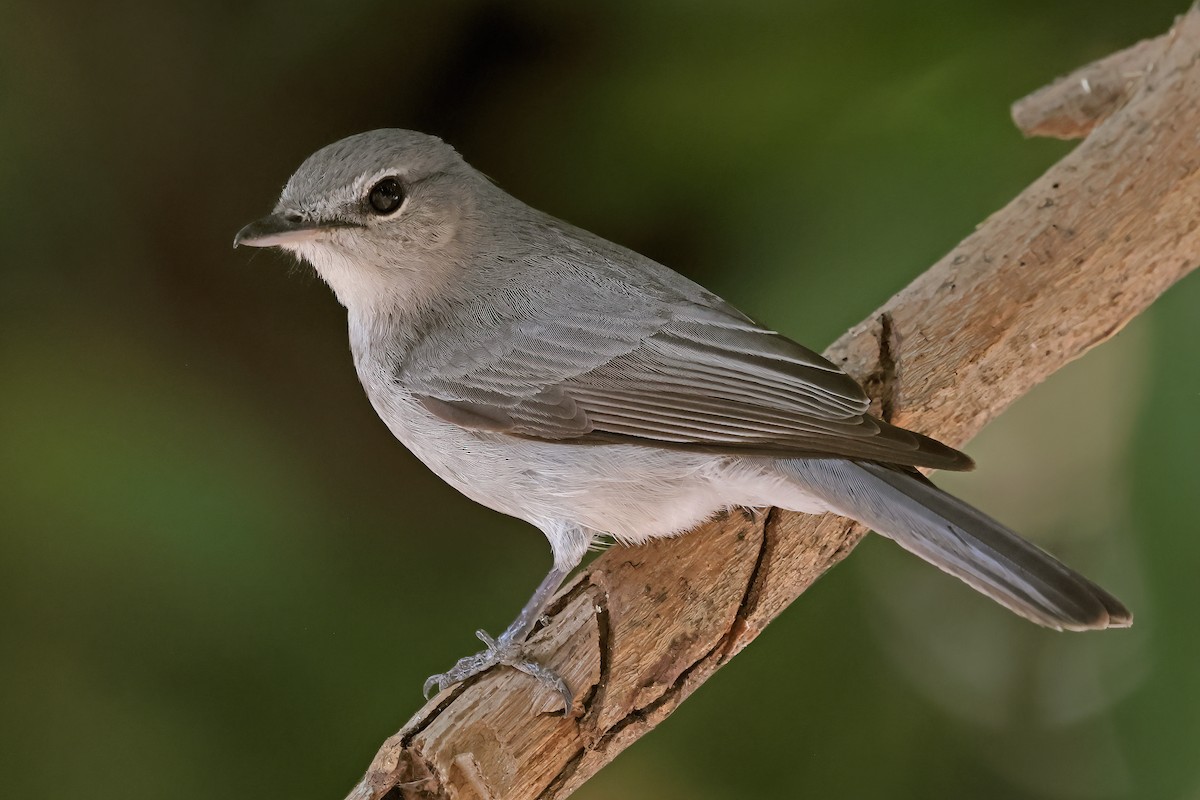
[2, 1, 1197, 798]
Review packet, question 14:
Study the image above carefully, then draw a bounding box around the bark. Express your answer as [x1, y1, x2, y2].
[346, 9, 1200, 799]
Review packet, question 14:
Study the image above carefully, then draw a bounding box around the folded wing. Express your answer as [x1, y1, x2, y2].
[402, 283, 971, 471]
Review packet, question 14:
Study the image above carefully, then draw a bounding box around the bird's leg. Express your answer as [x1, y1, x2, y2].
[423, 565, 573, 708]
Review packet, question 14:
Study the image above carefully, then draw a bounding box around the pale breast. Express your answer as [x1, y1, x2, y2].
[351, 331, 831, 551]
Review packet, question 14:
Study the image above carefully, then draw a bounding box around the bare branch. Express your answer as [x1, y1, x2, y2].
[348, 9, 1200, 799]
[1011, 34, 1169, 139]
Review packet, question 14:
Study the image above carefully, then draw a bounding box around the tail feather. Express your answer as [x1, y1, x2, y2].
[785, 459, 1131, 631]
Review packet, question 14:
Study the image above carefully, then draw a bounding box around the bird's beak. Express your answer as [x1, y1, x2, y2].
[233, 213, 357, 248]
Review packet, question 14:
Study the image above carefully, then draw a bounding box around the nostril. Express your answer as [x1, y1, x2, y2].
[284, 211, 303, 224]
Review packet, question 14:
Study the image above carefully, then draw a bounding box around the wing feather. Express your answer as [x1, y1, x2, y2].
[399, 237, 971, 470]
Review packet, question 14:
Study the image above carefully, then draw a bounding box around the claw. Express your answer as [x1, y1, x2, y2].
[422, 628, 574, 710]
[508, 658, 573, 709]
[422, 563, 575, 710]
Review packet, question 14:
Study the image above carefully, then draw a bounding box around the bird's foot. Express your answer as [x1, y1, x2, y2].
[422, 627, 573, 710]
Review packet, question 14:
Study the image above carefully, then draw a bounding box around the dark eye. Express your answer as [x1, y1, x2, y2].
[367, 177, 405, 214]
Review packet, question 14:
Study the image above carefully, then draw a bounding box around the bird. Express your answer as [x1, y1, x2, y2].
[234, 128, 1131, 708]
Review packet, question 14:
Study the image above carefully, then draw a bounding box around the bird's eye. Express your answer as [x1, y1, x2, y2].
[367, 177, 405, 215]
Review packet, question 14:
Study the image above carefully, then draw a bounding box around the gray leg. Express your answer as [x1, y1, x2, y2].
[422, 564, 573, 707]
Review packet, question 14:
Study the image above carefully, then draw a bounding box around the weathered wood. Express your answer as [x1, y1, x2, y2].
[347, 9, 1200, 799]
[1011, 34, 1168, 139]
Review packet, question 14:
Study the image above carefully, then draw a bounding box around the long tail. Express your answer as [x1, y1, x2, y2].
[783, 459, 1132, 631]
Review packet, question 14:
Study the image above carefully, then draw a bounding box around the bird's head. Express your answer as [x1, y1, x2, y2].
[235, 129, 483, 312]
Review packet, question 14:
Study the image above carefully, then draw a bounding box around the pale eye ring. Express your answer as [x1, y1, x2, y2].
[367, 178, 405, 214]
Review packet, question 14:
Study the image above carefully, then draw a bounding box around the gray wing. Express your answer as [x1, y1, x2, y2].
[399, 231, 971, 470]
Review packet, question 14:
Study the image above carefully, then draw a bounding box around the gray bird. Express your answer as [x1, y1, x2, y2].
[234, 129, 1131, 707]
